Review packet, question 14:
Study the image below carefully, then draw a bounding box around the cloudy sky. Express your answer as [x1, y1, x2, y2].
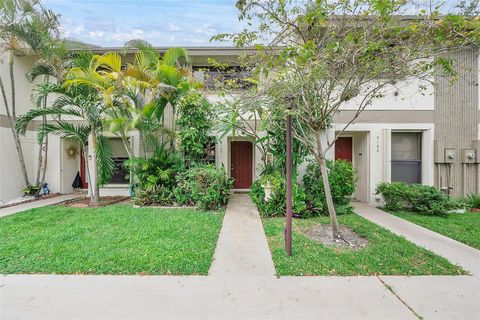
[43, 0, 243, 47]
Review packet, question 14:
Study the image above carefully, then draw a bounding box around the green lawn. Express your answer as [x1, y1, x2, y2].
[391, 211, 480, 250]
[0, 205, 224, 275]
[262, 214, 465, 276]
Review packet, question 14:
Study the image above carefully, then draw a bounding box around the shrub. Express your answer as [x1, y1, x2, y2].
[174, 164, 233, 210]
[22, 184, 41, 196]
[375, 182, 410, 211]
[303, 159, 358, 211]
[176, 91, 214, 164]
[463, 193, 480, 210]
[250, 173, 309, 218]
[124, 147, 184, 205]
[376, 182, 451, 215]
[250, 180, 266, 210]
[131, 186, 174, 206]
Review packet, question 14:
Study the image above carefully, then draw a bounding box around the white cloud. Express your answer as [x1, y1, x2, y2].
[168, 22, 181, 32]
[110, 29, 144, 42]
[194, 22, 218, 36]
[73, 25, 86, 34]
[88, 30, 105, 38]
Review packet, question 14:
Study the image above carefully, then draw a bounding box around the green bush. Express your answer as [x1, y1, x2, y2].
[250, 160, 357, 218]
[463, 193, 480, 210]
[124, 148, 184, 205]
[174, 164, 233, 210]
[250, 180, 266, 210]
[131, 186, 174, 206]
[22, 184, 41, 196]
[375, 182, 410, 211]
[250, 173, 309, 218]
[176, 91, 214, 164]
[303, 159, 358, 211]
[376, 182, 452, 215]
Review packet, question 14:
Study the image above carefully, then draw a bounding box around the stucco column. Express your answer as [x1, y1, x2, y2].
[382, 129, 391, 183]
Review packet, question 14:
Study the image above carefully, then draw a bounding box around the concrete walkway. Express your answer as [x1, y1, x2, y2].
[1, 194, 479, 319]
[209, 194, 275, 276]
[353, 202, 480, 275]
[0, 193, 82, 218]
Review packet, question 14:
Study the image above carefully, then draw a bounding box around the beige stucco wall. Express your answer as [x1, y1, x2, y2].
[434, 48, 480, 197]
[0, 127, 36, 201]
[0, 53, 39, 201]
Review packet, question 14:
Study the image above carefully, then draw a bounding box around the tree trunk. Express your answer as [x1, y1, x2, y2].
[36, 76, 50, 187]
[120, 136, 133, 159]
[315, 130, 340, 239]
[9, 51, 16, 120]
[39, 134, 48, 185]
[0, 57, 30, 188]
[35, 144, 42, 184]
[171, 104, 176, 151]
[9, 124, 30, 188]
[82, 147, 96, 203]
[90, 132, 100, 203]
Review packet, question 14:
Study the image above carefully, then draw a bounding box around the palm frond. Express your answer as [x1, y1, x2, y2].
[123, 64, 149, 82]
[123, 39, 159, 68]
[71, 50, 94, 69]
[95, 135, 115, 185]
[27, 61, 56, 82]
[36, 121, 90, 145]
[15, 106, 83, 135]
[157, 65, 183, 87]
[65, 67, 112, 90]
[31, 82, 64, 108]
[160, 47, 191, 66]
[95, 52, 122, 73]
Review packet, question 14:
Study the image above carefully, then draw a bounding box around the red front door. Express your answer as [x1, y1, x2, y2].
[231, 141, 253, 189]
[80, 151, 88, 189]
[335, 137, 353, 162]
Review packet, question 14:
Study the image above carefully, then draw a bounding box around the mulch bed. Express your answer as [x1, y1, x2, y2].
[62, 196, 130, 208]
[302, 224, 369, 250]
[0, 193, 61, 209]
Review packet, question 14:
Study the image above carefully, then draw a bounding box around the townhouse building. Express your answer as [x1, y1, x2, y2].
[0, 46, 478, 204]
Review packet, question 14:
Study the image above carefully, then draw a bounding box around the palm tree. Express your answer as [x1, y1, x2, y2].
[127, 40, 196, 149]
[17, 21, 66, 190]
[0, 0, 60, 191]
[16, 84, 115, 203]
[64, 41, 196, 156]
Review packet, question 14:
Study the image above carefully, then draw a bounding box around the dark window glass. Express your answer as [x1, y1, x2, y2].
[108, 138, 129, 184]
[193, 66, 253, 90]
[110, 157, 129, 184]
[391, 132, 422, 184]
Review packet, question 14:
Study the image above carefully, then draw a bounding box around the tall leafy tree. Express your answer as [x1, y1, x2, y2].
[21, 21, 67, 190]
[16, 83, 115, 203]
[176, 90, 214, 165]
[215, 0, 480, 238]
[0, 0, 60, 190]
[65, 41, 196, 157]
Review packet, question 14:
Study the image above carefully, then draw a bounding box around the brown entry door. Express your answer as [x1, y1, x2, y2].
[335, 137, 353, 163]
[231, 141, 253, 189]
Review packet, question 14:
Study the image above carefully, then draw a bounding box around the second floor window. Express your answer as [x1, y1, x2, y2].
[193, 66, 253, 90]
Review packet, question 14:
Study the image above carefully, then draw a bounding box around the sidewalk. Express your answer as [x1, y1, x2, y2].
[209, 194, 275, 276]
[352, 202, 480, 275]
[0, 193, 82, 218]
[1, 195, 479, 319]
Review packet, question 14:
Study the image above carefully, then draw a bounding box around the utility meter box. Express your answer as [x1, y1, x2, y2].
[462, 149, 477, 163]
[473, 140, 480, 163]
[444, 148, 457, 163]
